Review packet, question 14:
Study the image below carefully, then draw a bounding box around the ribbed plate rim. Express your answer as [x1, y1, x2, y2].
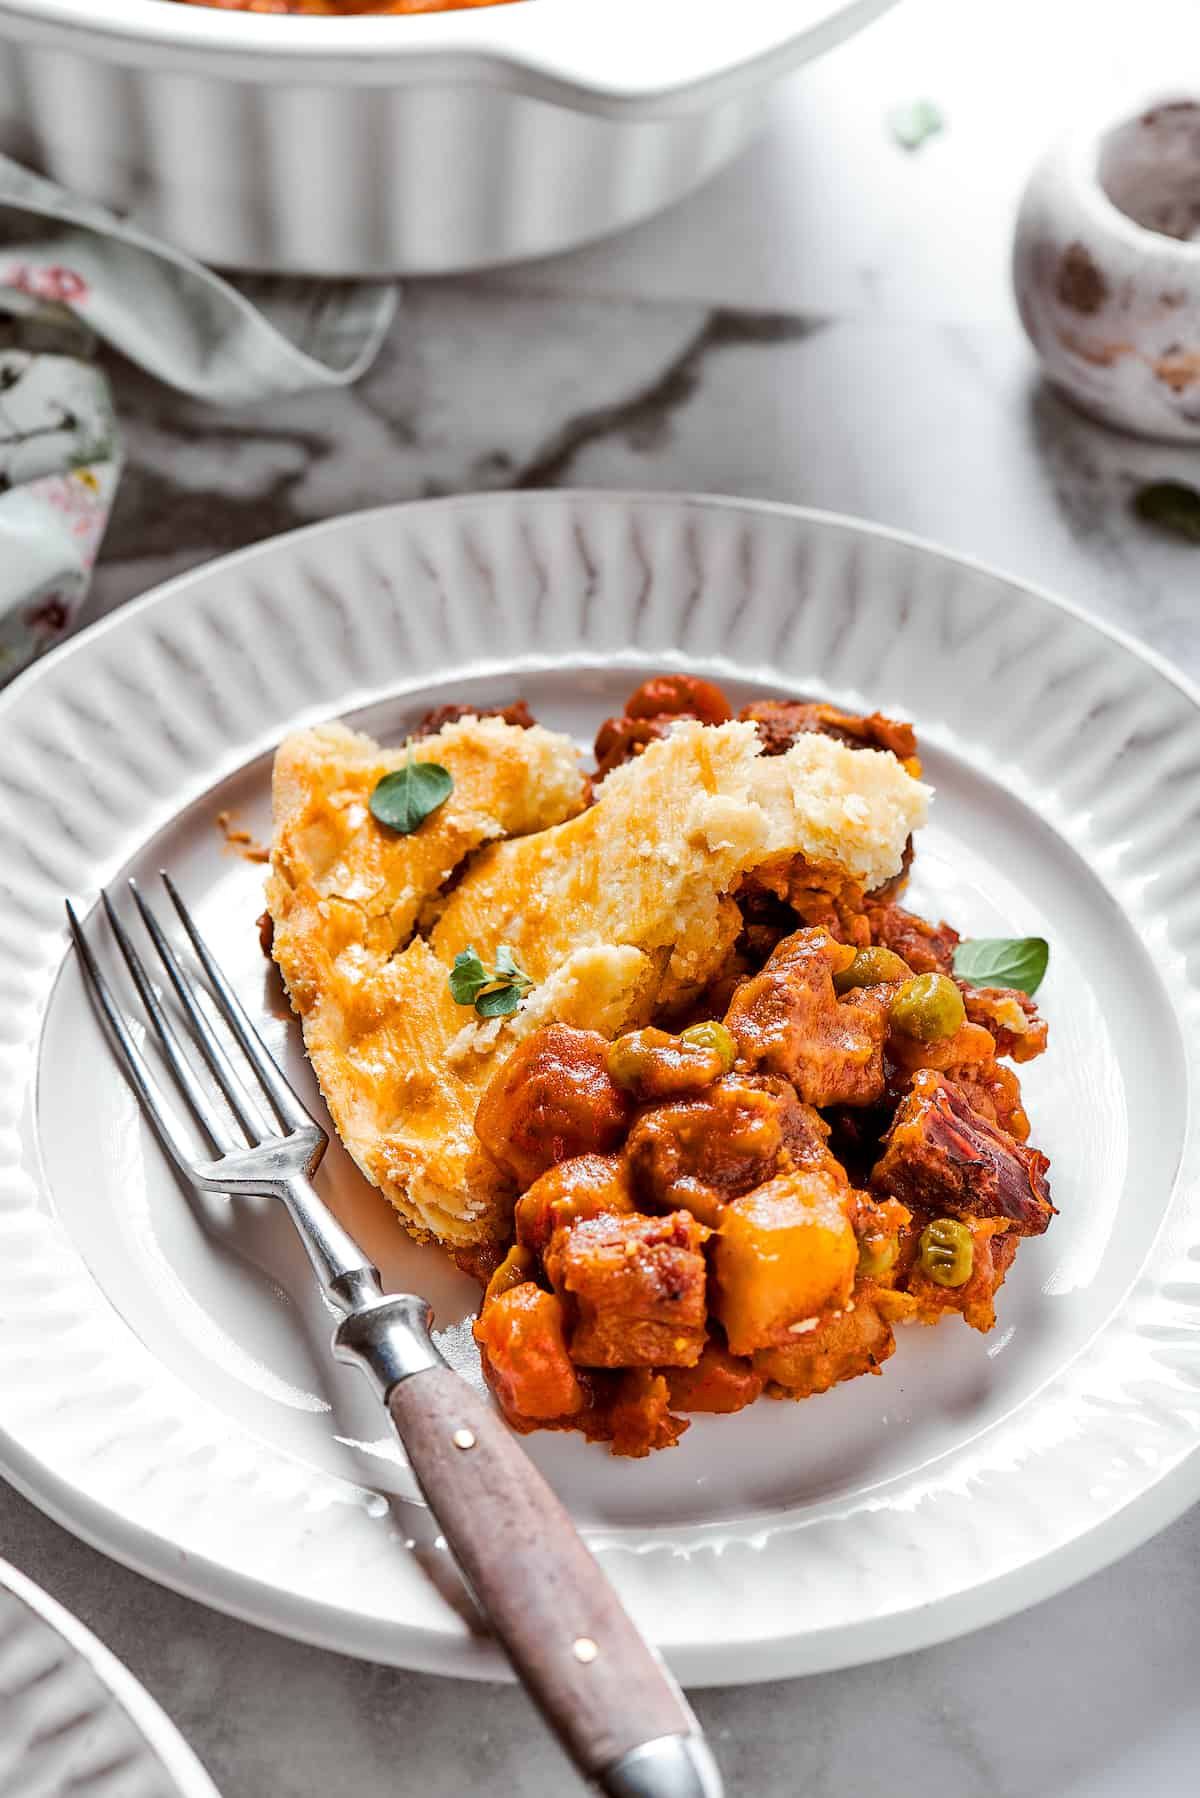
[12, 489, 1200, 729]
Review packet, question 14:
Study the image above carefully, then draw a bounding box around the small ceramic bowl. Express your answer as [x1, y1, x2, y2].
[1014, 96, 1200, 440]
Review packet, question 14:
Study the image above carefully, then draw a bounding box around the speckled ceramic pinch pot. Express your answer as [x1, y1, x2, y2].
[1014, 95, 1200, 441]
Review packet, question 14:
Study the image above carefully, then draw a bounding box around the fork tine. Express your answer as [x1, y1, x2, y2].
[66, 900, 208, 1185]
[159, 872, 319, 1137]
[126, 880, 274, 1145]
[99, 890, 238, 1155]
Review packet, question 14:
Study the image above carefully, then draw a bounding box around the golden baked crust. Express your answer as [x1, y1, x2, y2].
[268, 716, 928, 1253]
[267, 716, 589, 1246]
[267, 717, 587, 1006]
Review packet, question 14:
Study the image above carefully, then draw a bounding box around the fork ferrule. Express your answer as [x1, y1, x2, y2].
[332, 1291, 444, 1400]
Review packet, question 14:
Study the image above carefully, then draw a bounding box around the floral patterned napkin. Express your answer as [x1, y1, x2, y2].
[0, 153, 396, 686]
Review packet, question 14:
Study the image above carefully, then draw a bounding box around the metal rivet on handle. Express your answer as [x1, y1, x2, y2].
[452, 1428, 476, 1450]
[572, 1637, 599, 1664]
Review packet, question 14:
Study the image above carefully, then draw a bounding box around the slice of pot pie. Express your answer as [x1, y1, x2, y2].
[267, 715, 929, 1257]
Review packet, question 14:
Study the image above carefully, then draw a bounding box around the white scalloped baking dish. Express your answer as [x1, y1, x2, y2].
[0, 0, 896, 273]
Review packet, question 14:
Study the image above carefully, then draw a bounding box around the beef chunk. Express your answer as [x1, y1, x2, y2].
[739, 699, 919, 767]
[606, 1026, 732, 1102]
[866, 901, 959, 975]
[474, 1024, 631, 1191]
[593, 675, 733, 779]
[759, 863, 873, 947]
[413, 699, 536, 738]
[950, 1058, 1032, 1142]
[546, 1210, 708, 1369]
[590, 1369, 689, 1457]
[872, 1070, 1053, 1236]
[886, 1018, 997, 1082]
[624, 674, 733, 726]
[514, 1154, 634, 1257]
[473, 1284, 586, 1425]
[665, 1337, 766, 1414]
[754, 1287, 912, 1397]
[591, 714, 676, 780]
[885, 1019, 1035, 1142]
[724, 928, 888, 1107]
[732, 870, 873, 966]
[626, 1073, 836, 1226]
[961, 984, 1048, 1063]
[450, 1241, 506, 1289]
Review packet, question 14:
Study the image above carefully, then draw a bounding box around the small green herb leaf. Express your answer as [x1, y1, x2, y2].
[953, 937, 1049, 997]
[447, 944, 535, 1018]
[1133, 481, 1200, 544]
[475, 984, 524, 1019]
[449, 947, 492, 1007]
[888, 98, 945, 152]
[369, 744, 454, 836]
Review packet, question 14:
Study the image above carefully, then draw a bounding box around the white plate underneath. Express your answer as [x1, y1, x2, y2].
[2, 492, 1199, 1686]
[0, 1558, 220, 1798]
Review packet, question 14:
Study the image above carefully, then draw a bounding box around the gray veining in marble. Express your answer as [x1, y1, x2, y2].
[9, 0, 1200, 1795]
[88, 286, 1200, 685]
[85, 279, 1200, 682]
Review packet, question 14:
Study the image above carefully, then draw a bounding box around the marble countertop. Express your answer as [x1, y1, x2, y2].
[7, 0, 1200, 1794]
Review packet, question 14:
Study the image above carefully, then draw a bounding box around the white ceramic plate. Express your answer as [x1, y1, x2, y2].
[0, 1557, 220, 1798]
[2, 492, 1199, 1686]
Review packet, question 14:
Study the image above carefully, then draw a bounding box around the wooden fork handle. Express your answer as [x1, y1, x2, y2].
[387, 1364, 721, 1795]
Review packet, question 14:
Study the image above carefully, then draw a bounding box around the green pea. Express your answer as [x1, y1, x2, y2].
[834, 946, 913, 994]
[889, 972, 966, 1043]
[856, 1234, 898, 1279]
[918, 1217, 974, 1287]
[679, 1019, 737, 1073]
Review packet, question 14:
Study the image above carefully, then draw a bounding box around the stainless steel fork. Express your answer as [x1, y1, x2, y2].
[68, 875, 723, 1798]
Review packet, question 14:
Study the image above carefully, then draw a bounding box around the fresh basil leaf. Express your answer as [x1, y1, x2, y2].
[953, 936, 1049, 997]
[369, 749, 453, 835]
[888, 99, 945, 152]
[475, 983, 523, 1019]
[448, 947, 491, 1006]
[1133, 481, 1200, 544]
